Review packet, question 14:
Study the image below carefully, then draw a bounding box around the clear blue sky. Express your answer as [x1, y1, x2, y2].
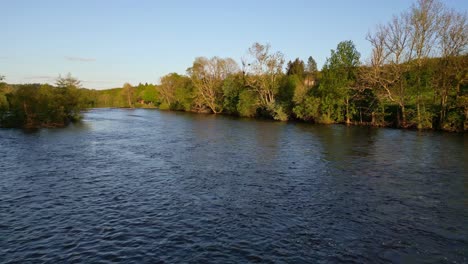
[2, 0, 467, 89]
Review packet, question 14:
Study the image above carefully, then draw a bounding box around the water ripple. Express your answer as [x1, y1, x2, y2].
[0, 109, 466, 263]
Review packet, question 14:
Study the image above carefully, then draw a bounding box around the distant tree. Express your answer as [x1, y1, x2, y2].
[306, 56, 318, 74]
[435, 7, 468, 129]
[122, 83, 135, 108]
[158, 73, 178, 109]
[222, 73, 244, 115]
[365, 13, 413, 127]
[237, 90, 259, 117]
[158, 73, 193, 110]
[286, 58, 305, 76]
[54, 73, 83, 121]
[138, 83, 159, 105]
[302, 56, 318, 91]
[408, 0, 444, 129]
[320, 40, 361, 124]
[0, 78, 9, 119]
[245, 42, 286, 120]
[188, 56, 239, 114]
[55, 73, 81, 88]
[1, 83, 85, 128]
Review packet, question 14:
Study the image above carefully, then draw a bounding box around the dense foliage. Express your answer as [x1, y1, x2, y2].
[0, 74, 91, 128]
[1, 0, 466, 131]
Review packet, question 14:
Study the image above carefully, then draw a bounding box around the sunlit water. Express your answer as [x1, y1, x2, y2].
[0, 108, 467, 263]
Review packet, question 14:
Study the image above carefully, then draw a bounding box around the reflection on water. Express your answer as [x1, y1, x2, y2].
[0, 108, 466, 263]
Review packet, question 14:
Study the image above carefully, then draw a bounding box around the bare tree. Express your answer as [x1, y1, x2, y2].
[409, 0, 444, 128]
[244, 43, 285, 110]
[188, 56, 239, 114]
[435, 9, 468, 124]
[365, 13, 414, 127]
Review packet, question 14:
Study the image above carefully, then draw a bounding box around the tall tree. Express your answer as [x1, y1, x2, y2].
[286, 58, 305, 76]
[366, 13, 414, 127]
[122, 83, 135, 108]
[306, 56, 318, 74]
[55, 73, 83, 121]
[435, 8, 468, 128]
[409, 0, 444, 128]
[320, 40, 361, 124]
[187, 56, 238, 114]
[305, 56, 318, 89]
[244, 42, 286, 120]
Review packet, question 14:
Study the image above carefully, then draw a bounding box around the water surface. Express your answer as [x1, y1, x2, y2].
[1, 109, 466, 263]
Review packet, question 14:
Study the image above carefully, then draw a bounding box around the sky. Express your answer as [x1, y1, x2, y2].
[2, 0, 467, 89]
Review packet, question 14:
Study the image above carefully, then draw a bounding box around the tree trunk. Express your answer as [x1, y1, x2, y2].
[401, 104, 407, 128]
[345, 97, 351, 124]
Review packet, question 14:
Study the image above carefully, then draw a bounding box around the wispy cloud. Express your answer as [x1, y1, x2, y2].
[65, 56, 96, 62]
[0, 56, 9, 60]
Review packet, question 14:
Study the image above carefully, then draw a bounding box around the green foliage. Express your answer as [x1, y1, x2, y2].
[2, 22, 465, 132]
[222, 74, 244, 115]
[271, 104, 288, 121]
[306, 56, 317, 74]
[0, 81, 85, 128]
[173, 77, 194, 111]
[293, 95, 321, 121]
[0, 93, 8, 112]
[286, 58, 305, 76]
[188, 56, 238, 113]
[237, 90, 259, 117]
[276, 75, 297, 114]
[319, 40, 361, 124]
[122, 83, 135, 108]
[157, 73, 193, 111]
[138, 83, 159, 106]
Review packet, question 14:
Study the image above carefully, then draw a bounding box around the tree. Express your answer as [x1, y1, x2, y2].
[435, 8, 468, 129]
[306, 56, 317, 74]
[187, 56, 239, 114]
[55, 73, 82, 88]
[365, 13, 414, 127]
[222, 73, 244, 115]
[122, 83, 135, 108]
[54, 73, 83, 121]
[305, 56, 318, 89]
[408, 0, 444, 129]
[158, 73, 179, 109]
[244, 42, 286, 120]
[320, 40, 361, 124]
[237, 90, 259, 117]
[157, 73, 193, 111]
[286, 58, 305, 76]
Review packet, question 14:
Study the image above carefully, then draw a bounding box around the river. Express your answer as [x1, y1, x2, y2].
[0, 108, 466, 263]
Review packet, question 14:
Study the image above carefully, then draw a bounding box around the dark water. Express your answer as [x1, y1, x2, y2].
[0, 108, 467, 263]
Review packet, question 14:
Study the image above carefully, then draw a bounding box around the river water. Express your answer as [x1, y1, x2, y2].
[0, 108, 466, 263]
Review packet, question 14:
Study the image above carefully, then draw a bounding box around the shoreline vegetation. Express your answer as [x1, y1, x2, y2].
[1, 0, 467, 132]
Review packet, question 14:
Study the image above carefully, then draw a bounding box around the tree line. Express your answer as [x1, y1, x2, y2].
[1, 0, 467, 131]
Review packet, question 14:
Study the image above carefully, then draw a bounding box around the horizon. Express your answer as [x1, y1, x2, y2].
[2, 0, 467, 90]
